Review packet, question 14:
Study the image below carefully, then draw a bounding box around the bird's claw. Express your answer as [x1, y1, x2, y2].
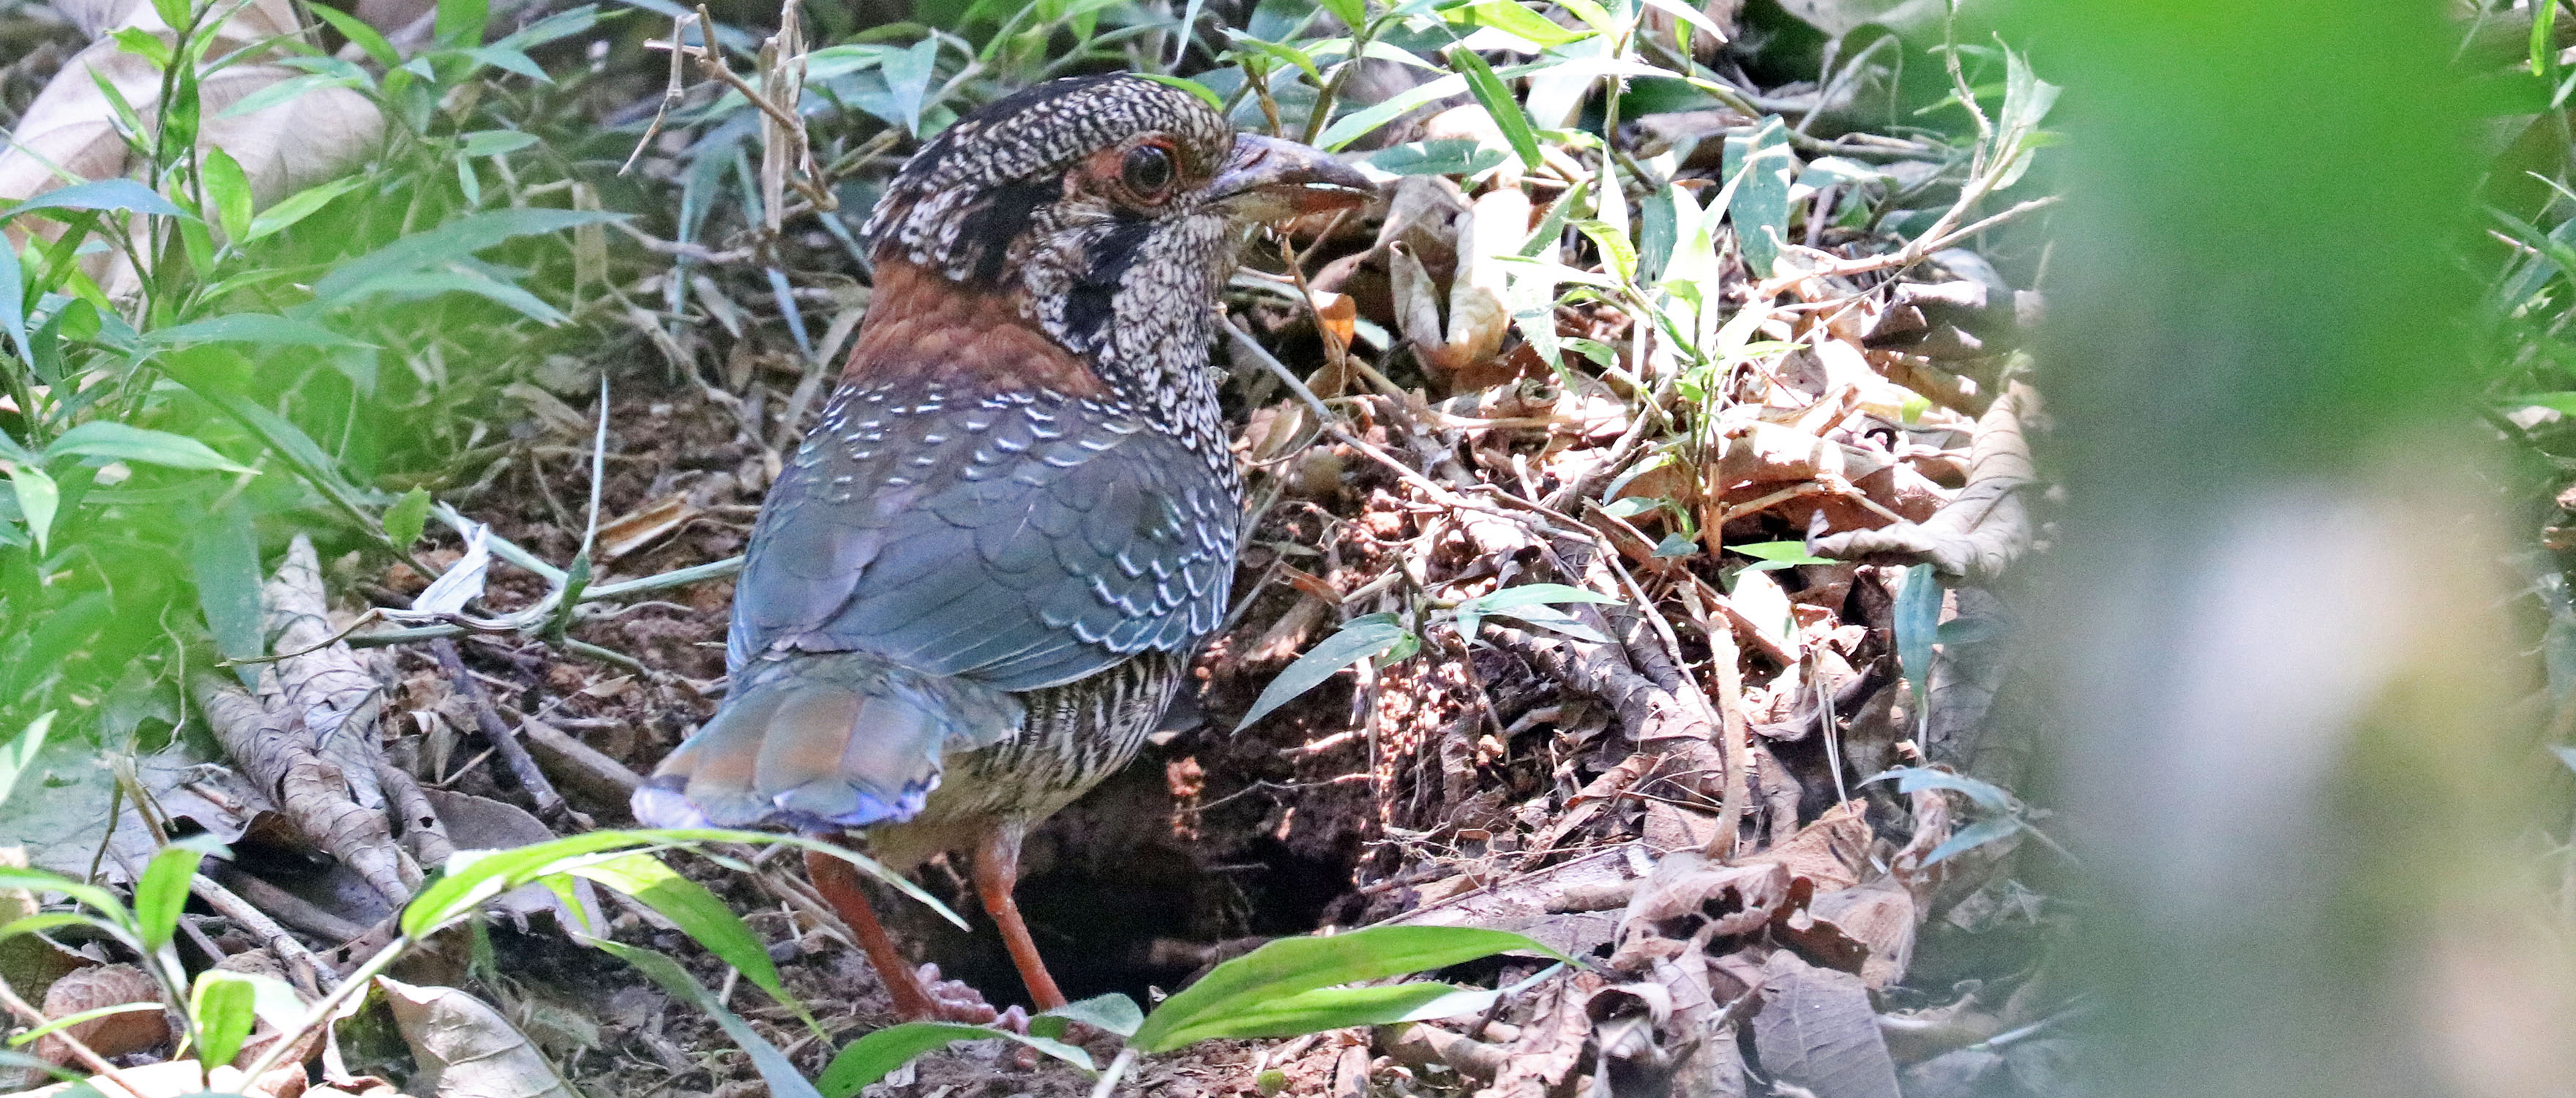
[916, 963, 1027, 1031]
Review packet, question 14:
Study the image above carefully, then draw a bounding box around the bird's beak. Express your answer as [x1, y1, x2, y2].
[1211, 133, 1377, 223]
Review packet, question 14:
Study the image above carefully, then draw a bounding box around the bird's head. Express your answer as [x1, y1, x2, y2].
[861, 75, 1373, 414]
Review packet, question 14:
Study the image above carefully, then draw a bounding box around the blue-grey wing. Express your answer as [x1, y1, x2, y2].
[727, 384, 1236, 692]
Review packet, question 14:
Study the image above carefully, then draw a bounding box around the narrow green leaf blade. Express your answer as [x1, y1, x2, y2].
[148, 313, 370, 348]
[2, 179, 187, 223]
[1445, 47, 1541, 171]
[1237, 620, 1410, 730]
[246, 176, 364, 242]
[1040, 993, 1144, 1038]
[595, 941, 827, 1098]
[1892, 562, 1939, 704]
[8, 464, 57, 556]
[0, 712, 54, 809]
[817, 1021, 1091, 1098]
[565, 853, 801, 1016]
[45, 422, 255, 472]
[1130, 926, 1558, 1053]
[1147, 982, 1466, 1047]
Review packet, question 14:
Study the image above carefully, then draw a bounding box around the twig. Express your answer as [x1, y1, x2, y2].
[431, 640, 589, 832]
[191, 873, 343, 993]
[619, 12, 697, 176]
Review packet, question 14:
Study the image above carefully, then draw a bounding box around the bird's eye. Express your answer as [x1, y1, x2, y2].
[1122, 145, 1175, 196]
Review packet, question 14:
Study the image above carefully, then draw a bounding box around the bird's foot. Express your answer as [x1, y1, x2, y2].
[915, 963, 1030, 1034]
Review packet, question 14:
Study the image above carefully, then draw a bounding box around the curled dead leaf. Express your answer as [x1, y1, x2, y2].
[380, 976, 579, 1098]
[35, 963, 167, 1067]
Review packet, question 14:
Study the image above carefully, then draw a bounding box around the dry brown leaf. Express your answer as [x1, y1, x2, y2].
[594, 494, 700, 562]
[34, 963, 166, 1067]
[1780, 878, 1917, 990]
[1, 0, 380, 288]
[190, 536, 419, 910]
[1740, 799, 1872, 895]
[1808, 381, 2038, 582]
[1608, 852, 1791, 973]
[1750, 951, 1901, 1098]
[1388, 845, 1641, 959]
[380, 977, 579, 1098]
[1487, 970, 1602, 1098]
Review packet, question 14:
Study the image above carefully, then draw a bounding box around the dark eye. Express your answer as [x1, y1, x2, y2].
[1122, 145, 1175, 195]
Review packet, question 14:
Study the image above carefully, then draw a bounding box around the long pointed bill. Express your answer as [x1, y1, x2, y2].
[1211, 133, 1377, 223]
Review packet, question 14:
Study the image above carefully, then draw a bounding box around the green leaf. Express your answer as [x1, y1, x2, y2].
[595, 941, 828, 1098]
[2, 179, 187, 224]
[1315, 0, 1366, 29]
[192, 504, 265, 684]
[135, 837, 225, 949]
[0, 712, 53, 809]
[0, 234, 28, 366]
[1317, 73, 1467, 150]
[459, 130, 539, 157]
[1445, 46, 1540, 171]
[1723, 116, 1795, 277]
[883, 37, 940, 138]
[149, 0, 190, 34]
[201, 146, 252, 243]
[308, 2, 401, 67]
[111, 27, 175, 69]
[383, 488, 431, 548]
[400, 829, 960, 940]
[1237, 618, 1413, 730]
[817, 1021, 1091, 1098]
[564, 853, 803, 1017]
[435, 0, 490, 47]
[1133, 72, 1225, 110]
[1038, 993, 1144, 1039]
[310, 206, 624, 307]
[8, 1003, 165, 1048]
[1731, 540, 1835, 567]
[216, 72, 365, 119]
[149, 313, 370, 348]
[190, 971, 258, 1068]
[1869, 766, 2016, 815]
[1462, 583, 1620, 612]
[1368, 139, 1507, 177]
[1920, 815, 2022, 867]
[346, 269, 568, 324]
[1445, 0, 1589, 47]
[1892, 562, 1939, 705]
[7, 463, 57, 556]
[1484, 603, 1609, 643]
[1149, 982, 1469, 1045]
[246, 176, 363, 242]
[1571, 218, 1638, 283]
[1130, 926, 1558, 1053]
[45, 422, 255, 472]
[802, 43, 892, 81]
[0, 868, 130, 929]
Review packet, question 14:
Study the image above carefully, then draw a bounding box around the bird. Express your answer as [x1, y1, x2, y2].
[632, 74, 1373, 1021]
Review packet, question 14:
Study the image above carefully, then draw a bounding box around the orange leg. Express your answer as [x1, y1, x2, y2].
[973, 825, 1068, 1012]
[805, 848, 940, 1020]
